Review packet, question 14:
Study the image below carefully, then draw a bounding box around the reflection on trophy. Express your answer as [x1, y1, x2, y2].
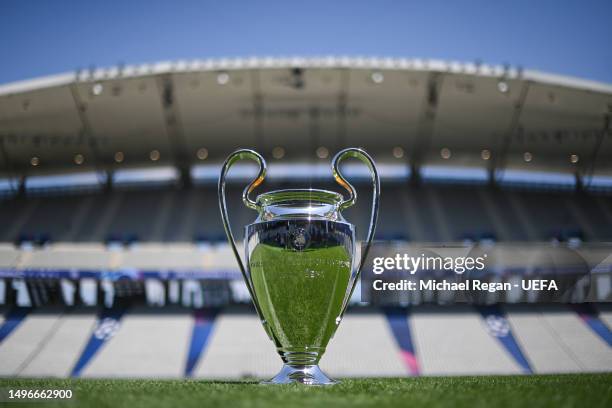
[218, 148, 380, 385]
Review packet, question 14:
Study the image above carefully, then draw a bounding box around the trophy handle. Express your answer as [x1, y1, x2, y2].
[332, 148, 380, 318]
[218, 149, 271, 334]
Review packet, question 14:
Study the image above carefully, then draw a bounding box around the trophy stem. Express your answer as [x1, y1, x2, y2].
[262, 364, 337, 385]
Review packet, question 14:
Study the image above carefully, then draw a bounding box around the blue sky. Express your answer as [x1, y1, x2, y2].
[1, 0, 611, 84]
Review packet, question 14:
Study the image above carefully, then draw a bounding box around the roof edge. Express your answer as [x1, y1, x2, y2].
[1, 57, 611, 95]
[0, 72, 75, 95]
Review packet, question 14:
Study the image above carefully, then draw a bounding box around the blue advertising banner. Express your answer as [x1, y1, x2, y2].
[0, 307, 30, 344]
[384, 307, 420, 375]
[572, 304, 612, 347]
[184, 309, 218, 377]
[70, 307, 128, 377]
[476, 305, 532, 373]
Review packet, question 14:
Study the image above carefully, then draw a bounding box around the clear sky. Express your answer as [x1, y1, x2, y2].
[1, 0, 611, 85]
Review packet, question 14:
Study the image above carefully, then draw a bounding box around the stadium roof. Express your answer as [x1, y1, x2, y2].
[0, 57, 611, 184]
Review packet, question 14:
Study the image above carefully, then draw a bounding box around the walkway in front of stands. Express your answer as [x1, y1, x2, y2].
[0, 305, 610, 378]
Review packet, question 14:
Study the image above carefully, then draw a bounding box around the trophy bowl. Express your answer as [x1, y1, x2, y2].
[219, 148, 380, 385]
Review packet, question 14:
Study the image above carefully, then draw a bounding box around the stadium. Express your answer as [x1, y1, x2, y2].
[0, 56, 611, 405]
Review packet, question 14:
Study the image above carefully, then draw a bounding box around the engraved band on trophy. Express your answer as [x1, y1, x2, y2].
[218, 147, 380, 385]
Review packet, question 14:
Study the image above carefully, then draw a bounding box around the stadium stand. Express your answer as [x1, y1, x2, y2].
[1, 183, 611, 244]
[0, 58, 611, 378]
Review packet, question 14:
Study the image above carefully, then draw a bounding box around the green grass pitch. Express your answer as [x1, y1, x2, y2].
[1, 374, 611, 408]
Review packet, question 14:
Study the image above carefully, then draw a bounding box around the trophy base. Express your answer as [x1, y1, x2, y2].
[262, 364, 337, 386]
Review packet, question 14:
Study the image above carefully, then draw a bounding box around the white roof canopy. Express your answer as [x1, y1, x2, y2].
[0, 57, 611, 180]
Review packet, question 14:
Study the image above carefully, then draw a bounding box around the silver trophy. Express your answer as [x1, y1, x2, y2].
[218, 148, 380, 385]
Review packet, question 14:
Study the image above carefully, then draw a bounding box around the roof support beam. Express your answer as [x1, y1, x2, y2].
[250, 70, 264, 150]
[336, 68, 350, 150]
[155, 74, 190, 188]
[104, 169, 113, 192]
[410, 72, 443, 183]
[491, 80, 531, 184]
[582, 112, 611, 190]
[0, 136, 20, 192]
[68, 82, 108, 188]
[309, 107, 320, 163]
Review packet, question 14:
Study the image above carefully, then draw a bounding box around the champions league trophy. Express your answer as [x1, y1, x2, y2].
[218, 148, 380, 385]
